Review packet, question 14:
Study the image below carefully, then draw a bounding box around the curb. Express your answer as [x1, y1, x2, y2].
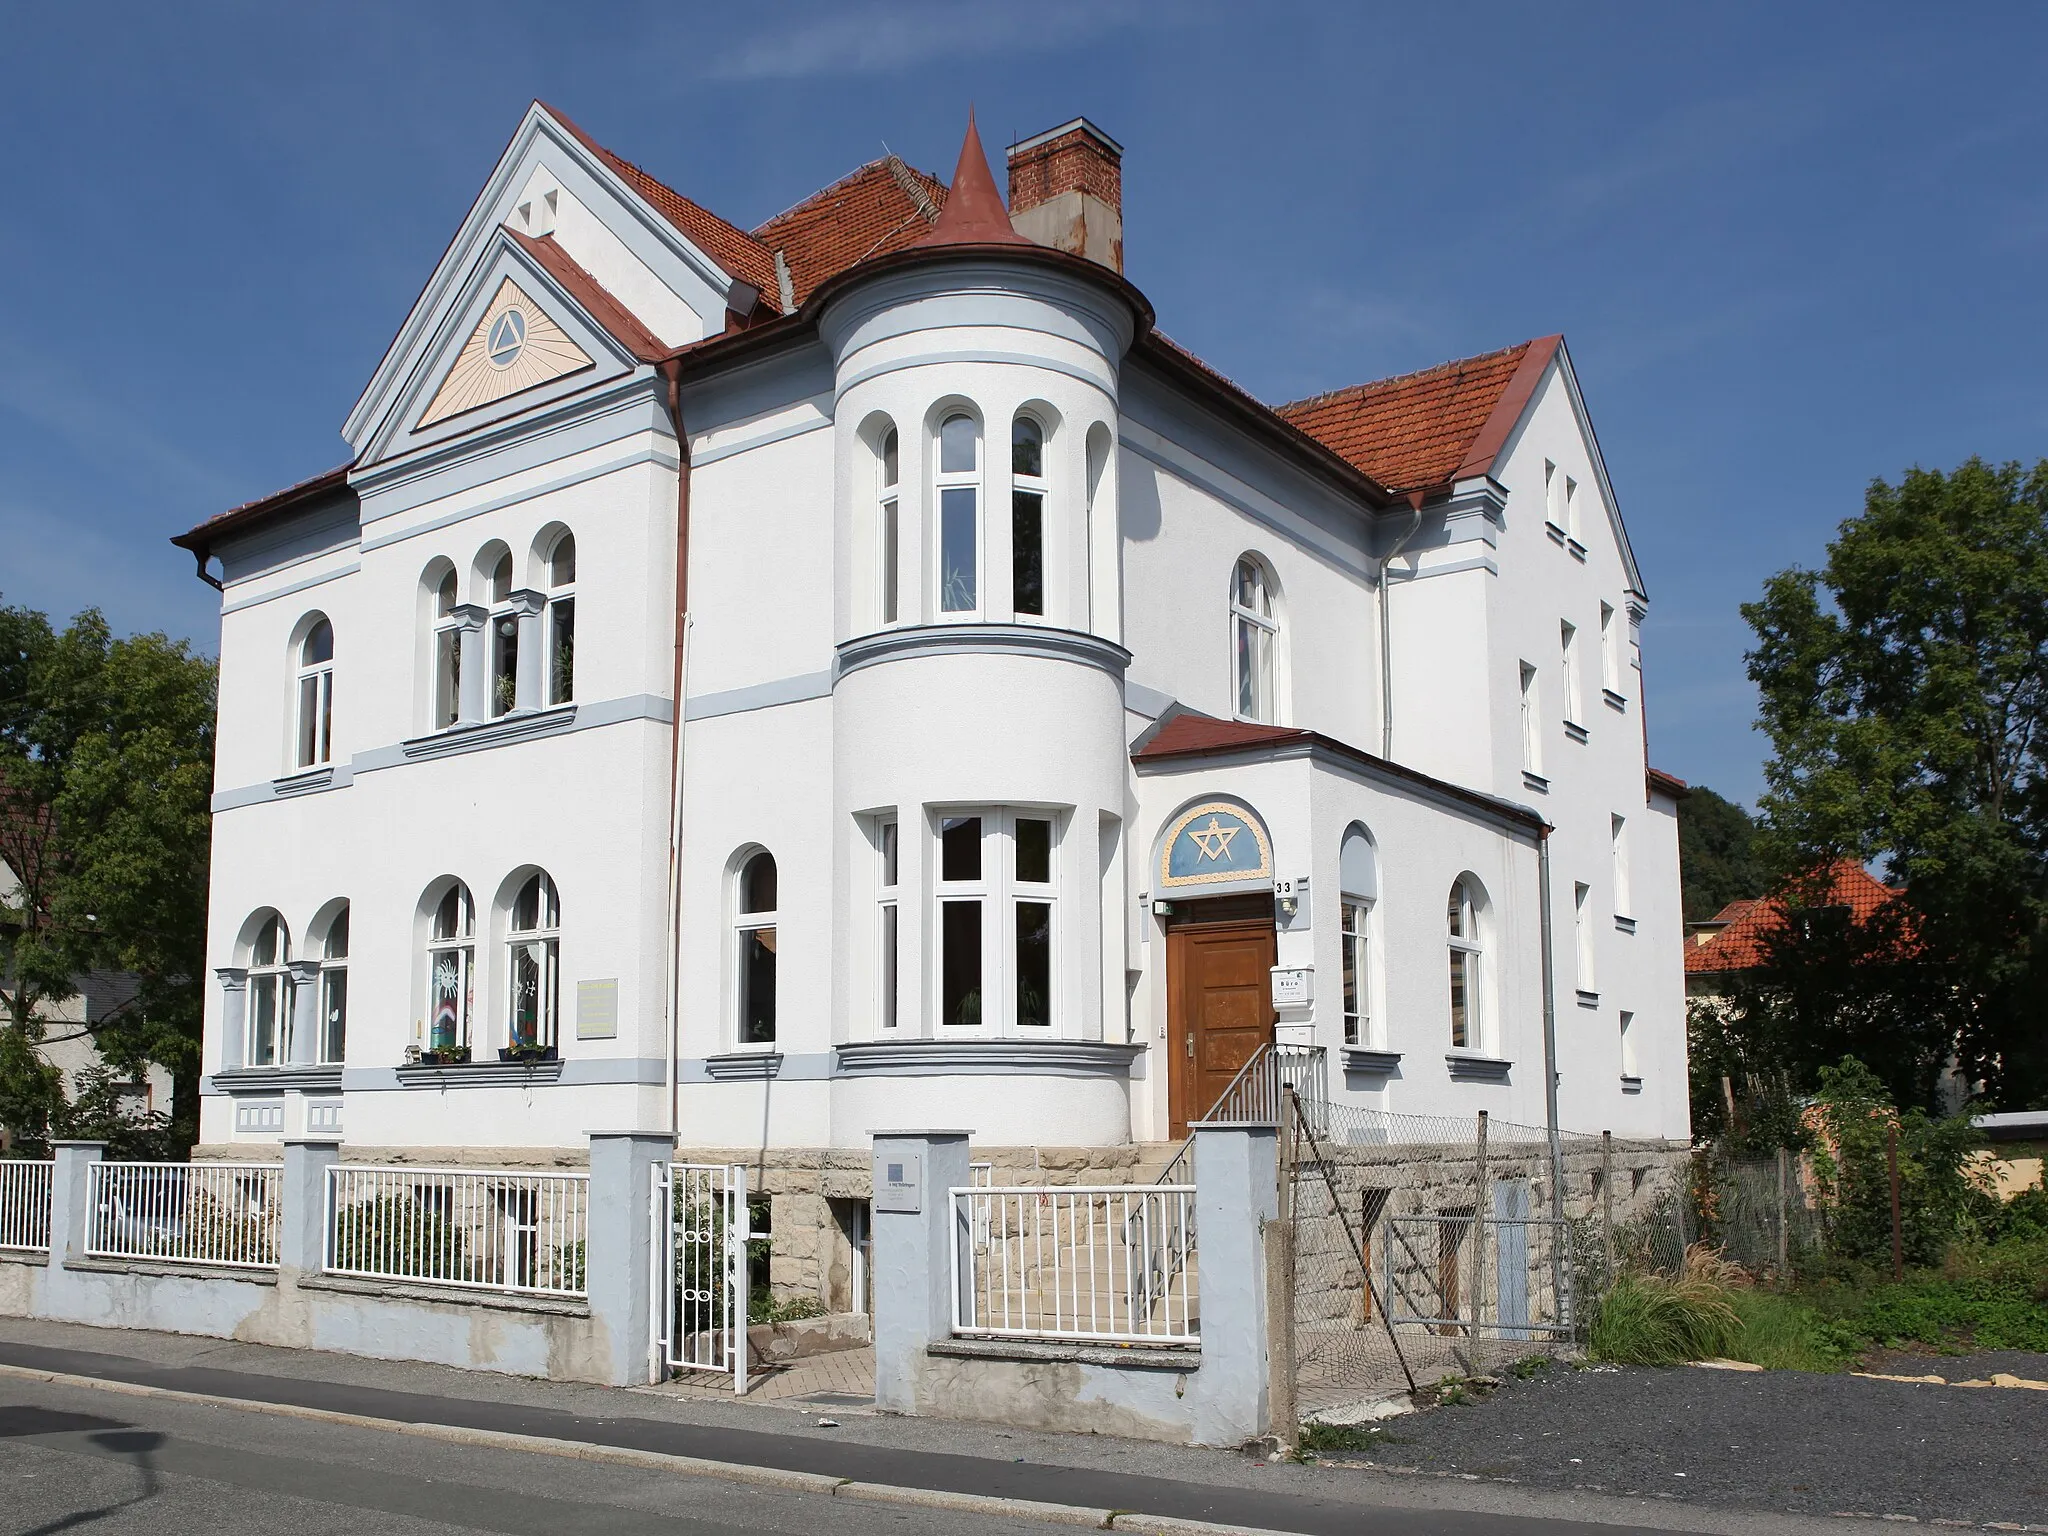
[0, 1361, 1303, 1536]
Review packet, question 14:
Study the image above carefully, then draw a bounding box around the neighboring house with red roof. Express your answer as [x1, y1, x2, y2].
[1683, 859, 1911, 989]
[173, 104, 1689, 1318]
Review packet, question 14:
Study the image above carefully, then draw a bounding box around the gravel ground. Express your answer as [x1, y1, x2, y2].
[1316, 1357, 2048, 1527]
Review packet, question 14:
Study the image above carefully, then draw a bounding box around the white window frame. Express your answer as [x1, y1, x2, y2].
[1611, 814, 1632, 921]
[878, 427, 901, 626]
[506, 873, 561, 1053]
[1565, 474, 1581, 542]
[1543, 459, 1562, 532]
[1447, 880, 1482, 1051]
[876, 816, 899, 1029]
[1010, 414, 1048, 620]
[246, 914, 291, 1068]
[432, 569, 463, 730]
[425, 883, 475, 1054]
[487, 552, 519, 719]
[734, 850, 778, 1049]
[1231, 556, 1278, 724]
[318, 907, 348, 1066]
[1519, 662, 1543, 775]
[932, 807, 1059, 1036]
[1599, 601, 1621, 697]
[935, 412, 982, 617]
[1574, 880, 1597, 994]
[1340, 896, 1370, 1047]
[1619, 1010, 1639, 1080]
[294, 618, 333, 769]
[545, 533, 576, 706]
[1560, 620, 1581, 727]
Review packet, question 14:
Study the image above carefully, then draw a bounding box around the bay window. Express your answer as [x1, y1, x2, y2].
[936, 412, 980, 615]
[934, 808, 1057, 1033]
[1011, 416, 1046, 618]
[877, 818, 899, 1028]
[879, 428, 900, 625]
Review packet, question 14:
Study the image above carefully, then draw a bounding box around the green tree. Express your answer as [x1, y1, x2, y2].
[0, 602, 215, 1153]
[1676, 785, 1766, 923]
[1743, 458, 2048, 1109]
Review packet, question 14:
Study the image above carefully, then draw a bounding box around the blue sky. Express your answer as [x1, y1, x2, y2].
[5, 2, 2045, 807]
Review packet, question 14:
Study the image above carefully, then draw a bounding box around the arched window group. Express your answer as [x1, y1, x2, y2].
[864, 406, 1098, 630]
[416, 527, 579, 737]
[233, 904, 349, 1068]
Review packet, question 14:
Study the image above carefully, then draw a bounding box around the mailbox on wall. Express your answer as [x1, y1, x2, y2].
[1271, 966, 1314, 1010]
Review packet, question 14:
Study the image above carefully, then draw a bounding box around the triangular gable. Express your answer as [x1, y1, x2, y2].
[344, 101, 751, 459]
[417, 277, 594, 429]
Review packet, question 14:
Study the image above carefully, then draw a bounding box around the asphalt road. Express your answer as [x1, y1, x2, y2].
[0, 1374, 1080, 1536]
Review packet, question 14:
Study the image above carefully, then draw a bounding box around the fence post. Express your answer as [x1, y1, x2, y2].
[280, 1137, 341, 1279]
[1775, 1146, 1790, 1282]
[1600, 1131, 1614, 1283]
[871, 1129, 972, 1415]
[1193, 1121, 1278, 1445]
[1470, 1111, 1489, 1340]
[1886, 1121, 1903, 1282]
[1265, 1095, 1299, 1452]
[47, 1141, 105, 1267]
[587, 1132, 674, 1388]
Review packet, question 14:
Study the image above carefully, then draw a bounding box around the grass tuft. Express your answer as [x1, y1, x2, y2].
[1589, 1244, 1743, 1365]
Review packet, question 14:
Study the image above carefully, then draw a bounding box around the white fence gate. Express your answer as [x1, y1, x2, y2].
[653, 1162, 748, 1392]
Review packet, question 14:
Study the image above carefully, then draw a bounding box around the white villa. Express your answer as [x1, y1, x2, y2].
[177, 106, 1689, 1306]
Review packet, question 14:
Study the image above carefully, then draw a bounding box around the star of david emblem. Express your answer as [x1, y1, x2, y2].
[486, 309, 528, 369]
[1187, 815, 1240, 863]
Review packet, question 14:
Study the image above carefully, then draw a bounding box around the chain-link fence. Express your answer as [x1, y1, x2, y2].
[1282, 1096, 1691, 1419]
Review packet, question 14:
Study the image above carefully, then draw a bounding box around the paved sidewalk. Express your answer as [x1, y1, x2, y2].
[0, 1316, 1908, 1536]
[656, 1344, 876, 1408]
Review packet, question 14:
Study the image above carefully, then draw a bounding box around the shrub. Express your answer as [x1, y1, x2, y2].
[1588, 1244, 1743, 1364]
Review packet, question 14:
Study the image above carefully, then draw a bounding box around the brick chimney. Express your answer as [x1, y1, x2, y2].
[1006, 118, 1123, 273]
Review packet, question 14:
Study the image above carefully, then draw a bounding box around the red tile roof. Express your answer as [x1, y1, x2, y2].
[1275, 337, 1559, 495]
[543, 103, 780, 308]
[507, 229, 667, 361]
[1685, 860, 1910, 974]
[753, 159, 947, 308]
[1134, 713, 1310, 759]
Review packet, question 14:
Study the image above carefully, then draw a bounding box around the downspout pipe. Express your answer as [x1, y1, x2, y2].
[1536, 825, 1565, 1203]
[1377, 491, 1424, 759]
[660, 360, 693, 1143]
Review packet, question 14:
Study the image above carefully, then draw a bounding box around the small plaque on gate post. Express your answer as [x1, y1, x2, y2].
[873, 1152, 922, 1213]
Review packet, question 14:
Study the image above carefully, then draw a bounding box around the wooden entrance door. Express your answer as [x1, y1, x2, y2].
[1166, 909, 1277, 1137]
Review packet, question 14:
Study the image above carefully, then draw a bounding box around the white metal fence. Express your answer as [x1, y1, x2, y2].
[326, 1164, 588, 1298]
[952, 1184, 1199, 1345]
[86, 1161, 281, 1270]
[0, 1160, 53, 1253]
[655, 1162, 747, 1391]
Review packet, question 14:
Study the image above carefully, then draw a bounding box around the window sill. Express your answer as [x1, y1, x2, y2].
[401, 703, 578, 762]
[211, 1064, 345, 1094]
[834, 1040, 1143, 1078]
[705, 1051, 783, 1081]
[1544, 520, 1568, 547]
[1342, 1047, 1402, 1076]
[394, 1058, 564, 1088]
[1614, 914, 1637, 935]
[1576, 989, 1601, 1009]
[1567, 538, 1588, 563]
[1522, 770, 1550, 793]
[1445, 1052, 1512, 1083]
[1603, 688, 1628, 713]
[1563, 720, 1590, 744]
[1620, 1074, 1644, 1094]
[272, 765, 333, 796]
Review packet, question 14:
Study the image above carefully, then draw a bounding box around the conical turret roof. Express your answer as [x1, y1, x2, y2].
[909, 110, 1029, 250]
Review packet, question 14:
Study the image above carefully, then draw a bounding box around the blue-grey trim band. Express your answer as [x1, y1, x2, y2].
[703, 1052, 783, 1081]
[833, 1040, 1143, 1079]
[221, 561, 362, 616]
[834, 349, 1114, 406]
[205, 1057, 674, 1093]
[206, 1066, 346, 1095]
[1393, 554, 1499, 583]
[692, 415, 831, 468]
[685, 671, 832, 721]
[836, 623, 1130, 683]
[678, 1053, 832, 1083]
[211, 693, 673, 811]
[360, 442, 678, 552]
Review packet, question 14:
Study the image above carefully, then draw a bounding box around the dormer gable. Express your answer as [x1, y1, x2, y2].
[343, 101, 760, 462]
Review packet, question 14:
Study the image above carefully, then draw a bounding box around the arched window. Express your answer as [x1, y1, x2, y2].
[1011, 415, 1046, 617]
[1232, 557, 1278, 723]
[247, 914, 290, 1067]
[1447, 877, 1482, 1050]
[488, 551, 518, 718]
[936, 412, 981, 615]
[546, 534, 576, 705]
[735, 851, 778, 1046]
[507, 872, 560, 1053]
[294, 617, 334, 769]
[432, 568, 463, 729]
[319, 905, 348, 1065]
[1340, 827, 1378, 1048]
[878, 427, 900, 624]
[425, 883, 475, 1055]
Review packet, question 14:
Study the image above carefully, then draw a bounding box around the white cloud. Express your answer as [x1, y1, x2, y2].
[703, 0, 1157, 81]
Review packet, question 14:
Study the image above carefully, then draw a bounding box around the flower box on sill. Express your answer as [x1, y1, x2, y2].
[499, 1044, 559, 1065]
[417, 1045, 471, 1066]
